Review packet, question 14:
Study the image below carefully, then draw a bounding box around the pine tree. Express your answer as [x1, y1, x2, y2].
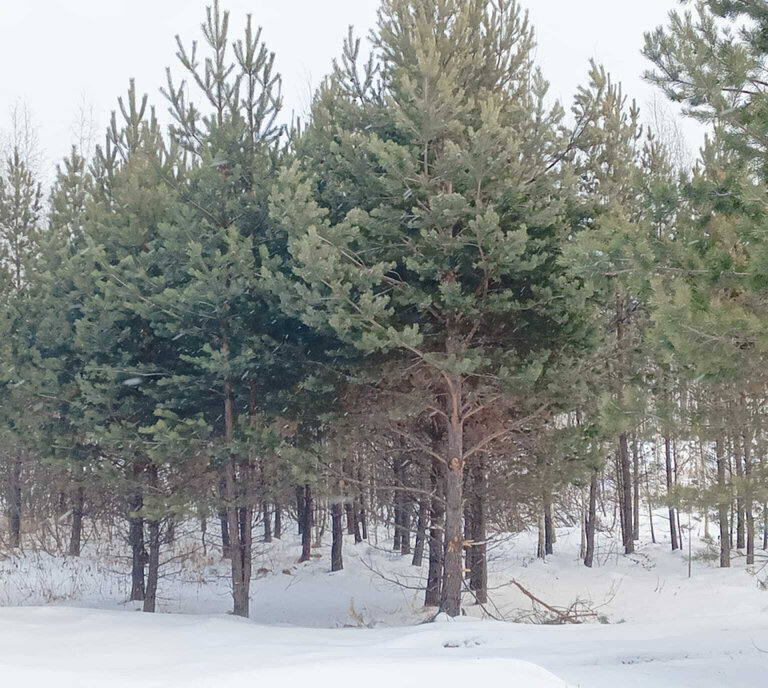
[271, 0, 590, 616]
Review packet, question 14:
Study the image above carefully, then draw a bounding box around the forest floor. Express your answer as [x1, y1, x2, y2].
[1, 511, 767, 686]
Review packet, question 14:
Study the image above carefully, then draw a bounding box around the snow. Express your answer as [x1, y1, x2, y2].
[2, 514, 768, 686]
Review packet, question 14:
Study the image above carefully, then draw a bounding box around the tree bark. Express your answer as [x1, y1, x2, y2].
[263, 502, 272, 543]
[742, 430, 754, 565]
[299, 484, 312, 563]
[143, 518, 160, 613]
[734, 435, 745, 550]
[331, 498, 344, 572]
[274, 504, 282, 539]
[425, 457, 444, 607]
[128, 486, 146, 602]
[440, 376, 464, 617]
[618, 433, 634, 554]
[632, 435, 640, 541]
[543, 489, 555, 556]
[664, 435, 679, 550]
[584, 469, 598, 568]
[469, 454, 487, 604]
[716, 437, 730, 568]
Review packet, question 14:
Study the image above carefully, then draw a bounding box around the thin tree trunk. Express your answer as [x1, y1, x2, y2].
[543, 489, 555, 556]
[412, 495, 429, 567]
[584, 469, 598, 568]
[716, 437, 730, 568]
[331, 498, 343, 572]
[263, 502, 272, 543]
[68, 484, 84, 557]
[425, 457, 444, 607]
[274, 504, 282, 539]
[299, 484, 312, 563]
[734, 435, 745, 550]
[618, 433, 634, 554]
[470, 454, 487, 604]
[743, 429, 754, 565]
[296, 485, 305, 535]
[128, 486, 145, 602]
[8, 453, 22, 548]
[143, 518, 160, 613]
[219, 475, 231, 558]
[664, 435, 679, 550]
[632, 435, 640, 541]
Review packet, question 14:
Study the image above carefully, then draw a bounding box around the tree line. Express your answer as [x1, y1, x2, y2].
[2, 0, 768, 618]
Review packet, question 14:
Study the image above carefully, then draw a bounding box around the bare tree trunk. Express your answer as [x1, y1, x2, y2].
[440, 377, 464, 617]
[331, 498, 343, 572]
[400, 496, 411, 555]
[716, 437, 730, 568]
[299, 484, 312, 563]
[219, 475, 231, 559]
[743, 429, 754, 565]
[223, 376, 251, 618]
[68, 484, 85, 557]
[128, 486, 145, 602]
[543, 488, 555, 556]
[734, 435, 745, 550]
[143, 518, 160, 613]
[632, 435, 640, 541]
[263, 502, 272, 543]
[296, 485, 305, 535]
[664, 435, 679, 550]
[584, 469, 598, 568]
[274, 504, 282, 539]
[425, 457, 444, 607]
[469, 454, 487, 604]
[618, 433, 634, 554]
[412, 495, 429, 567]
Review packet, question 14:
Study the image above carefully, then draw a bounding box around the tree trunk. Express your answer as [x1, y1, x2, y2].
[440, 379, 464, 617]
[68, 484, 85, 557]
[425, 457, 444, 608]
[263, 502, 272, 543]
[400, 497, 411, 555]
[618, 433, 634, 554]
[299, 484, 312, 563]
[222, 376, 251, 618]
[743, 431, 754, 565]
[632, 436, 640, 541]
[296, 485, 305, 535]
[7, 453, 22, 548]
[734, 435, 745, 550]
[412, 493, 429, 567]
[469, 454, 487, 604]
[143, 518, 160, 613]
[331, 498, 344, 572]
[584, 469, 598, 568]
[664, 435, 679, 551]
[716, 437, 730, 568]
[128, 487, 145, 602]
[274, 504, 282, 539]
[218, 475, 231, 558]
[543, 489, 554, 556]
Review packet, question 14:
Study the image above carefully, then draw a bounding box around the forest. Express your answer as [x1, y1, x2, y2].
[1, 0, 768, 630]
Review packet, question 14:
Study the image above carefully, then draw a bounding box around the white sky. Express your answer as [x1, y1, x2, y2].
[0, 0, 704, 182]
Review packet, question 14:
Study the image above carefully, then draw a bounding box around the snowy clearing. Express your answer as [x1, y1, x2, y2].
[2, 517, 768, 686]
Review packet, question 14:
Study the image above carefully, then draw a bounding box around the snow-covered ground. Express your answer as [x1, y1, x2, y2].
[1, 513, 768, 686]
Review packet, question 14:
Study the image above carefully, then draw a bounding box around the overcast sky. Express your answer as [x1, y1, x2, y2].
[0, 0, 704, 181]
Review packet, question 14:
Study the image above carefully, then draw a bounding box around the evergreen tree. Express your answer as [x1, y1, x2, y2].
[271, 0, 590, 616]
